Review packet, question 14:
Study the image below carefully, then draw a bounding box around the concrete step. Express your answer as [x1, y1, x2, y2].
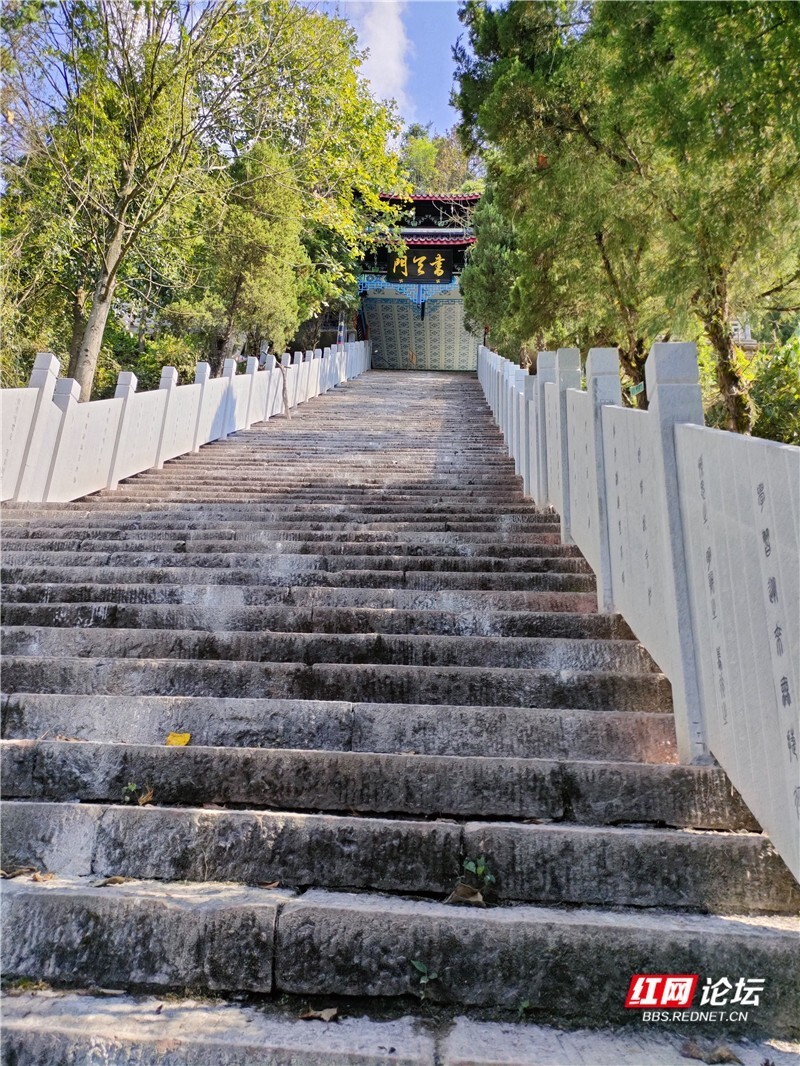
[3, 800, 796, 913]
[1, 626, 658, 673]
[3, 994, 797, 1066]
[1, 694, 678, 763]
[2, 878, 797, 1032]
[0, 657, 673, 711]
[1, 740, 755, 828]
[0, 603, 632, 640]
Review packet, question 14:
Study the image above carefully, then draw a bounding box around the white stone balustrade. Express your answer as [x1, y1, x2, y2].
[1, 341, 371, 505]
[477, 341, 800, 882]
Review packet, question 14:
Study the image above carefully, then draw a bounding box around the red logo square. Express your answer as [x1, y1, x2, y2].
[625, 974, 699, 1009]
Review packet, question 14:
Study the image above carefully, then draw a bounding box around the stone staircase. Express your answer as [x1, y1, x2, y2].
[2, 371, 798, 1064]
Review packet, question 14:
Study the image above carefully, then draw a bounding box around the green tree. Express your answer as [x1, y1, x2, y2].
[2, 0, 403, 397]
[399, 123, 482, 194]
[454, 0, 800, 430]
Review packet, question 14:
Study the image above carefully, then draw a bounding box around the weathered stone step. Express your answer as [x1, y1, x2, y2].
[1, 740, 754, 828]
[272, 890, 799, 1031]
[2, 626, 657, 674]
[113, 483, 531, 501]
[4, 800, 795, 913]
[2, 694, 677, 763]
[1, 564, 596, 593]
[1, 993, 437, 1066]
[1, 582, 600, 613]
[2, 875, 292, 992]
[4, 995, 795, 1066]
[0, 536, 584, 560]
[0, 603, 630, 640]
[3, 501, 550, 517]
[0, 657, 671, 712]
[0, 548, 594, 575]
[3, 879, 797, 1032]
[1, 526, 575, 547]
[2, 516, 563, 535]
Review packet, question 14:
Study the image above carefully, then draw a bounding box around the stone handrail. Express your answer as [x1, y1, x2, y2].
[1, 342, 371, 504]
[478, 342, 799, 882]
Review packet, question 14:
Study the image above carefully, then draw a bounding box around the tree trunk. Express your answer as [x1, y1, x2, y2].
[73, 265, 120, 401]
[698, 268, 755, 433]
[218, 274, 243, 370]
[618, 337, 649, 410]
[66, 285, 88, 379]
[73, 196, 130, 400]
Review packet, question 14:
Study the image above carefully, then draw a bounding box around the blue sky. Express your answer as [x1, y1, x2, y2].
[331, 1, 467, 134]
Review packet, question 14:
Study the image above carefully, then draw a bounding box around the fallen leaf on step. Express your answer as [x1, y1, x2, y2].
[166, 732, 191, 746]
[258, 881, 281, 889]
[95, 876, 130, 887]
[30, 871, 54, 882]
[202, 803, 225, 810]
[0, 867, 38, 879]
[444, 882, 485, 907]
[94, 988, 126, 997]
[154, 1004, 164, 1015]
[400, 749, 418, 755]
[704, 1050, 743, 1066]
[6, 979, 51, 994]
[299, 1007, 338, 1022]
[137, 785, 154, 806]
[680, 1041, 743, 1065]
[55, 735, 87, 742]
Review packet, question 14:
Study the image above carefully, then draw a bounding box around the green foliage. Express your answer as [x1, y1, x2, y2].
[410, 959, 439, 1001]
[1, 0, 405, 396]
[700, 336, 800, 445]
[454, 0, 800, 429]
[463, 855, 496, 888]
[399, 124, 483, 194]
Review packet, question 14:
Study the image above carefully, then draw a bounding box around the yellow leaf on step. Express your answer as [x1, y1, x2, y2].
[165, 732, 191, 746]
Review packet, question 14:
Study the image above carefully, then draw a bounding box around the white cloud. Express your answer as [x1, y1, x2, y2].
[346, 1, 414, 123]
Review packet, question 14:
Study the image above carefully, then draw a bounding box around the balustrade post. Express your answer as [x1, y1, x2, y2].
[584, 348, 622, 612]
[532, 352, 556, 506]
[191, 363, 211, 452]
[154, 366, 179, 469]
[553, 348, 581, 543]
[13, 353, 62, 502]
[513, 367, 526, 474]
[521, 374, 537, 496]
[243, 356, 259, 428]
[645, 342, 707, 763]
[313, 349, 322, 397]
[220, 358, 237, 439]
[261, 355, 277, 421]
[41, 378, 81, 502]
[322, 348, 332, 392]
[107, 372, 138, 489]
